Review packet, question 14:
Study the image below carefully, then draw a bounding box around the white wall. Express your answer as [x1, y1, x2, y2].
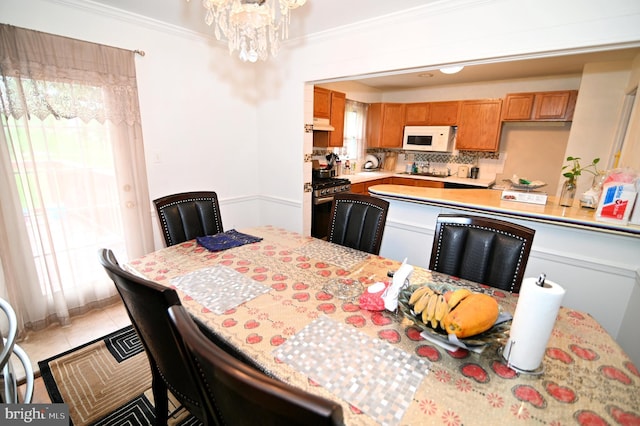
[619, 55, 640, 171]
[565, 62, 634, 196]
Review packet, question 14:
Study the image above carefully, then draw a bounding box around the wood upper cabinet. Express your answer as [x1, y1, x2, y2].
[366, 103, 406, 148]
[313, 87, 346, 147]
[404, 103, 430, 125]
[502, 90, 578, 121]
[328, 91, 346, 147]
[456, 99, 503, 152]
[313, 87, 331, 119]
[428, 101, 459, 125]
[404, 101, 459, 126]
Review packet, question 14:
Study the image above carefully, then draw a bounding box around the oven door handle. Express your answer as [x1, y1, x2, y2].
[313, 196, 335, 205]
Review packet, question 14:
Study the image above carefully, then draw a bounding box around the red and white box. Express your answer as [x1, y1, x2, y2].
[595, 183, 637, 225]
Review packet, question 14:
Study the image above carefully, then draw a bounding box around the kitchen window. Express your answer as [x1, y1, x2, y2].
[337, 100, 368, 168]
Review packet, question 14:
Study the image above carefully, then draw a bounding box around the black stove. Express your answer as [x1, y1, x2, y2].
[311, 177, 351, 239]
[311, 177, 351, 199]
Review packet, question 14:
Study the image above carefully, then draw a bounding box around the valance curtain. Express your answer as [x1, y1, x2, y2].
[0, 24, 154, 333]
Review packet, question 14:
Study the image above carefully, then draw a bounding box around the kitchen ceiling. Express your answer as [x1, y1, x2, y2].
[92, 0, 640, 89]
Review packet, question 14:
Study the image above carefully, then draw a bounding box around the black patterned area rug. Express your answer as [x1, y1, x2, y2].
[39, 325, 200, 426]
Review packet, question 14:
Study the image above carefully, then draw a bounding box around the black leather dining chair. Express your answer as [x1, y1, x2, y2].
[429, 214, 535, 293]
[98, 249, 213, 426]
[153, 191, 224, 247]
[327, 193, 389, 255]
[168, 304, 344, 426]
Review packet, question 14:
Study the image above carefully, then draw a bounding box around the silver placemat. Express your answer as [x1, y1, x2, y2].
[170, 265, 269, 314]
[273, 316, 430, 426]
[294, 239, 369, 269]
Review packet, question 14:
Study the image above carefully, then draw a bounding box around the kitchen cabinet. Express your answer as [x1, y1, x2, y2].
[456, 99, 503, 152]
[350, 183, 365, 194]
[328, 91, 346, 147]
[404, 101, 459, 126]
[389, 177, 444, 188]
[366, 103, 406, 148]
[313, 87, 331, 119]
[349, 178, 392, 195]
[313, 87, 346, 147]
[404, 103, 430, 125]
[502, 90, 578, 121]
[429, 101, 459, 125]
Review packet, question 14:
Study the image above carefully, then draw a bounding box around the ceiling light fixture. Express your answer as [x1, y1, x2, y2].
[439, 66, 464, 74]
[193, 0, 307, 63]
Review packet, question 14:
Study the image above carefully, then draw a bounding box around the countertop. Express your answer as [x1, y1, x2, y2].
[368, 184, 640, 237]
[340, 171, 495, 188]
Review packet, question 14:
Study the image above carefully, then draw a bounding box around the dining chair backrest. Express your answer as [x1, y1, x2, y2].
[153, 191, 224, 247]
[429, 214, 535, 293]
[98, 249, 211, 425]
[168, 304, 344, 426]
[327, 193, 389, 255]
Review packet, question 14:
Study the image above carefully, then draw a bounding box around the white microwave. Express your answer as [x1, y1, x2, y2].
[402, 126, 455, 152]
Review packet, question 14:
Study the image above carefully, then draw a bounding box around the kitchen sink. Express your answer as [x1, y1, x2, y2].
[400, 172, 450, 178]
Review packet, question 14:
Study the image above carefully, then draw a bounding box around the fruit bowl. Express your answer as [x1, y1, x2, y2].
[503, 177, 547, 191]
[398, 283, 511, 348]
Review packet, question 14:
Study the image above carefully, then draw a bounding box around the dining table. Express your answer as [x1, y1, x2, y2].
[126, 225, 639, 426]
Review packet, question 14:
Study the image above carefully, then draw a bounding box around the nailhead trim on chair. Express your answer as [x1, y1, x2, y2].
[157, 364, 202, 408]
[158, 197, 222, 246]
[432, 223, 527, 293]
[328, 199, 385, 249]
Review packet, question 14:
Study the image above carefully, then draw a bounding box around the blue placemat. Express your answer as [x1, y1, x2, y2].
[196, 229, 263, 252]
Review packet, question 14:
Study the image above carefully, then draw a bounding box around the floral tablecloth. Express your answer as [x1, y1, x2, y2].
[128, 225, 640, 426]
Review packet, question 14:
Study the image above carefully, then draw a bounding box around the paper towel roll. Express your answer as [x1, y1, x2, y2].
[502, 277, 565, 371]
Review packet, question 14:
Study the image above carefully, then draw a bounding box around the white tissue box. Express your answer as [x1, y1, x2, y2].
[595, 183, 637, 225]
[501, 190, 548, 205]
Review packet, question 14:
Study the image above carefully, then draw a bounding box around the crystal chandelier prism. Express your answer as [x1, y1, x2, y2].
[195, 0, 308, 62]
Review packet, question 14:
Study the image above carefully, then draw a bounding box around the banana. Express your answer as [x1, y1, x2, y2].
[430, 300, 440, 329]
[424, 293, 438, 326]
[434, 294, 448, 329]
[409, 285, 433, 305]
[447, 288, 472, 309]
[413, 291, 432, 314]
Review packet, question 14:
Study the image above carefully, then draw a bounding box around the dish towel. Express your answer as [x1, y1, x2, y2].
[196, 229, 263, 252]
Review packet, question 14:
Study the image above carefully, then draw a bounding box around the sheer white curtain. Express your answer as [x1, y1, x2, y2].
[343, 100, 368, 166]
[0, 24, 154, 333]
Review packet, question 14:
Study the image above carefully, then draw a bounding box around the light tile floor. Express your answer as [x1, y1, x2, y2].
[13, 302, 131, 404]
[14, 299, 131, 402]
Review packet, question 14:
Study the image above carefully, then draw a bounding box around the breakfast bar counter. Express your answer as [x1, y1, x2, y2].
[368, 184, 640, 237]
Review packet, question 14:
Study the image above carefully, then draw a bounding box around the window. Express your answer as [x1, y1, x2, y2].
[336, 100, 367, 169]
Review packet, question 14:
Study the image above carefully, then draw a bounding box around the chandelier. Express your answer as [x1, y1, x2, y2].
[195, 0, 308, 62]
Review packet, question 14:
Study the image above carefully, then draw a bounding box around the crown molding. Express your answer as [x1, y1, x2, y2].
[50, 0, 213, 42]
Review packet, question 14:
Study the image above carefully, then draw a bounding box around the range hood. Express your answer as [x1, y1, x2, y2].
[313, 117, 335, 132]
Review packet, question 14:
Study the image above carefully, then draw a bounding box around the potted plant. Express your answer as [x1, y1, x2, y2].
[559, 156, 601, 207]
